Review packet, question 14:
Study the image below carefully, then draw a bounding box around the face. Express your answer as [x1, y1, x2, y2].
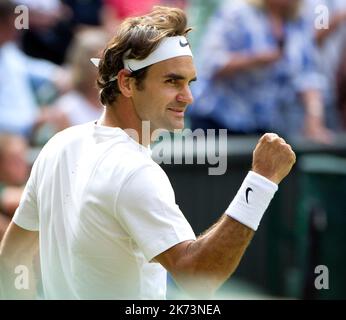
[129, 56, 197, 132]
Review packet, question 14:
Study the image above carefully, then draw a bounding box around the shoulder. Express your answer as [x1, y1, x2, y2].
[35, 123, 93, 164]
[47, 123, 92, 146]
[116, 147, 172, 193]
[114, 146, 168, 185]
[116, 160, 176, 217]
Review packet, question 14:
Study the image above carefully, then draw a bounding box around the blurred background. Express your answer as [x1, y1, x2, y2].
[0, 0, 346, 299]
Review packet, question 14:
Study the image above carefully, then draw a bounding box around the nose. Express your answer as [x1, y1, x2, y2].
[176, 85, 194, 105]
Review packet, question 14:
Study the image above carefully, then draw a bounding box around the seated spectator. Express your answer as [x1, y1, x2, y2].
[17, 0, 73, 65]
[52, 29, 109, 130]
[304, 0, 346, 131]
[17, 0, 104, 64]
[0, 134, 29, 240]
[189, 0, 333, 143]
[0, 0, 72, 141]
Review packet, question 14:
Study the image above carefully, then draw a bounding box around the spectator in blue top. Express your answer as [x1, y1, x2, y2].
[303, 0, 346, 131]
[189, 0, 333, 143]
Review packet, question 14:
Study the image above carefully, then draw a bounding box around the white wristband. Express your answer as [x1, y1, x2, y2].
[225, 171, 278, 231]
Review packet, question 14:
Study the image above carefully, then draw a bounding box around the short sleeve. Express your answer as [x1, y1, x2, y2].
[12, 161, 39, 231]
[115, 164, 196, 262]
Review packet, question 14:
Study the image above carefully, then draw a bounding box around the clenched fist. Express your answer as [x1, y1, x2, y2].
[252, 133, 296, 184]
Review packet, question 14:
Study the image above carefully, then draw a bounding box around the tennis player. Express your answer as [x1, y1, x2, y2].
[0, 6, 295, 299]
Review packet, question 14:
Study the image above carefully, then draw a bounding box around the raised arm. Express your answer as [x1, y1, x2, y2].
[155, 133, 296, 298]
[0, 222, 39, 299]
[213, 50, 282, 79]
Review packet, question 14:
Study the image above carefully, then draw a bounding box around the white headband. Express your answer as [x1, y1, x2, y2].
[90, 35, 193, 73]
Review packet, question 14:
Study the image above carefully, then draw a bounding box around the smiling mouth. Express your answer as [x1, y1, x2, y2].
[167, 107, 185, 117]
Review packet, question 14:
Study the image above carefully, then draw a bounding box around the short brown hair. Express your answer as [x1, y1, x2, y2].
[96, 6, 192, 107]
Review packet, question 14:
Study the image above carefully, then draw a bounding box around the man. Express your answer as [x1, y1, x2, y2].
[0, 6, 296, 299]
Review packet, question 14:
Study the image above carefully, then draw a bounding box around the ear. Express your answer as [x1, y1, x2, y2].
[117, 69, 135, 98]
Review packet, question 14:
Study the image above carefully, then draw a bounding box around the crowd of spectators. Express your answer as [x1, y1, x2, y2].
[1, 0, 346, 239]
[189, 0, 346, 143]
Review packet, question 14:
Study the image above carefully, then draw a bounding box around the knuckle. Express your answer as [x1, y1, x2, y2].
[272, 137, 283, 146]
[260, 134, 269, 142]
[262, 132, 276, 140]
[290, 150, 296, 161]
[279, 137, 286, 144]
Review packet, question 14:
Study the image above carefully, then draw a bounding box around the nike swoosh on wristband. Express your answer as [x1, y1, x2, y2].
[179, 39, 189, 47]
[245, 187, 253, 204]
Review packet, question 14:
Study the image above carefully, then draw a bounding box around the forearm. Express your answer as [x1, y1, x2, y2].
[170, 171, 280, 297]
[0, 222, 39, 299]
[159, 137, 295, 298]
[214, 53, 269, 78]
[300, 90, 335, 143]
[301, 89, 324, 121]
[173, 215, 254, 297]
[214, 51, 280, 78]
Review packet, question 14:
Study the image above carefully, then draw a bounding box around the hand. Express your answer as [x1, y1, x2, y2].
[252, 133, 296, 184]
[304, 115, 335, 144]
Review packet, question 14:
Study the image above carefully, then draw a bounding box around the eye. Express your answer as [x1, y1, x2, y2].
[165, 79, 178, 85]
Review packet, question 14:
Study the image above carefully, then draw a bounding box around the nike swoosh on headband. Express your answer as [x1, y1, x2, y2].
[179, 39, 189, 47]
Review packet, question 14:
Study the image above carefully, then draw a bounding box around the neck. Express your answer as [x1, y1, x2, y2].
[98, 97, 152, 147]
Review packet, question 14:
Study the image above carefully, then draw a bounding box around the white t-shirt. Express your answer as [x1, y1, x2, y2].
[13, 122, 196, 299]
